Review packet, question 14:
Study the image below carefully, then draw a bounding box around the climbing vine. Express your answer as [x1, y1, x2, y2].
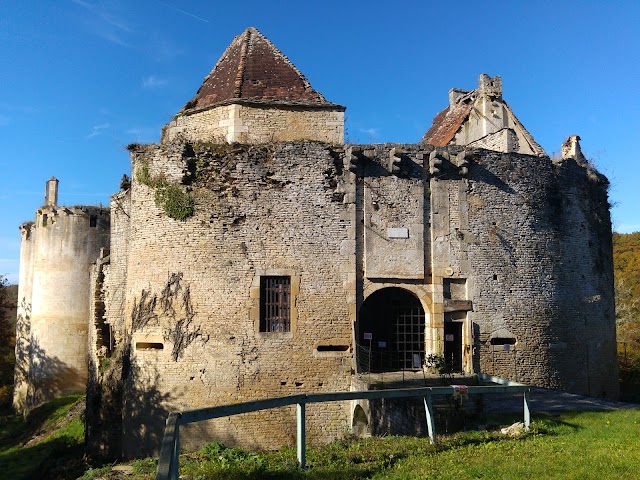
[131, 273, 208, 361]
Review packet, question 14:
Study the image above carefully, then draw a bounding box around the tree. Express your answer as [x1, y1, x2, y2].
[0, 275, 17, 409]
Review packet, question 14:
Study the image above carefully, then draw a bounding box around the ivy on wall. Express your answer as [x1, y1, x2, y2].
[135, 160, 195, 221]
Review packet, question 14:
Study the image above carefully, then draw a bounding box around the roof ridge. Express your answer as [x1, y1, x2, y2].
[234, 28, 250, 97]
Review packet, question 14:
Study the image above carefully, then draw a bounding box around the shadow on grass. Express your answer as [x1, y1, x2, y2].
[0, 395, 82, 448]
[0, 433, 85, 480]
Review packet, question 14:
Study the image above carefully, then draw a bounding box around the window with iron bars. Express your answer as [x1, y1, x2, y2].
[260, 276, 291, 332]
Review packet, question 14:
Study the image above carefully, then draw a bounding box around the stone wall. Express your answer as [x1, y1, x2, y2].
[161, 103, 344, 144]
[88, 139, 617, 458]
[116, 141, 353, 456]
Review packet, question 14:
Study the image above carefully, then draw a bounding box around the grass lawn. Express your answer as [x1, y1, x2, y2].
[105, 409, 640, 480]
[0, 395, 86, 480]
[3, 398, 638, 480]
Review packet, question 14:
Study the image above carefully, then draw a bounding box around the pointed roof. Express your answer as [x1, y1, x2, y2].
[181, 27, 342, 112]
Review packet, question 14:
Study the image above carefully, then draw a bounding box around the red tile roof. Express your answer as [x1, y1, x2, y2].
[421, 99, 474, 146]
[181, 27, 340, 112]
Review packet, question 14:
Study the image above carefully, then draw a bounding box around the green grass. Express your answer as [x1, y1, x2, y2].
[0, 395, 86, 480]
[83, 408, 640, 480]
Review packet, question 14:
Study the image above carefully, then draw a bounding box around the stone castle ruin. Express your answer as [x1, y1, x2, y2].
[14, 27, 617, 458]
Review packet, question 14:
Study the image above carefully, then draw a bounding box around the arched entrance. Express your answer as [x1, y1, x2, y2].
[357, 288, 426, 372]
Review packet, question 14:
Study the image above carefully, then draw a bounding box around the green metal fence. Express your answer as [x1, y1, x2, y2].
[156, 373, 530, 480]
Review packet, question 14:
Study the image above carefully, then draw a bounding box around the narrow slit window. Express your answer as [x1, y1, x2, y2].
[90, 215, 97, 227]
[42, 214, 48, 227]
[490, 337, 516, 346]
[260, 276, 291, 332]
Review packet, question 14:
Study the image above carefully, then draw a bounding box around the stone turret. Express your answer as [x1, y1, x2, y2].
[13, 179, 110, 412]
[162, 27, 345, 144]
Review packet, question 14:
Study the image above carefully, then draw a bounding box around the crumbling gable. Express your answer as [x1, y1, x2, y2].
[422, 74, 546, 156]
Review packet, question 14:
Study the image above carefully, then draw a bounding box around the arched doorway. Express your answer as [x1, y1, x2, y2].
[357, 288, 426, 372]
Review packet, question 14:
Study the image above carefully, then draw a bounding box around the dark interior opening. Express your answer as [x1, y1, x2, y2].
[358, 288, 425, 372]
[316, 345, 349, 352]
[136, 342, 164, 350]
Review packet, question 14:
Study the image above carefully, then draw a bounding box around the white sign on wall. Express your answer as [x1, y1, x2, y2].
[387, 227, 409, 239]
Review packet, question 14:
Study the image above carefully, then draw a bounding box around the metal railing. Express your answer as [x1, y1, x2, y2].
[156, 373, 530, 480]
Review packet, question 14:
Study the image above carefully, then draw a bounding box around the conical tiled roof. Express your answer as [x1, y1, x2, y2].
[181, 27, 337, 112]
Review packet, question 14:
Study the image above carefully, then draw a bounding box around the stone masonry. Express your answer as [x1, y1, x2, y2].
[14, 27, 617, 460]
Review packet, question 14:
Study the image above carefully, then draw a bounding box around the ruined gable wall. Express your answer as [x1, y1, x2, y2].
[119, 141, 353, 456]
[162, 104, 344, 144]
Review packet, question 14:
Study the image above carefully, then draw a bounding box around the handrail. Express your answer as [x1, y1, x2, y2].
[156, 376, 531, 480]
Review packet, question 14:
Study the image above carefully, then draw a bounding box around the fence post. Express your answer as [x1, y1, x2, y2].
[523, 390, 531, 430]
[171, 425, 180, 480]
[297, 402, 306, 468]
[157, 413, 180, 480]
[423, 393, 436, 444]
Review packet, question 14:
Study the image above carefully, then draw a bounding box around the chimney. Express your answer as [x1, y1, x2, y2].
[478, 74, 502, 99]
[45, 176, 58, 207]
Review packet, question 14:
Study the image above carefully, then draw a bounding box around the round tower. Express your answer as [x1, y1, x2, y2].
[14, 178, 110, 410]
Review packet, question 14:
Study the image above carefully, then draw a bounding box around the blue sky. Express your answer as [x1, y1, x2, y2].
[1, 1, 639, 284]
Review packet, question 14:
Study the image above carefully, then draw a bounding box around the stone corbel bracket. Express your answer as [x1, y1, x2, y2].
[454, 149, 477, 177]
[388, 147, 403, 176]
[345, 146, 363, 174]
[428, 148, 449, 178]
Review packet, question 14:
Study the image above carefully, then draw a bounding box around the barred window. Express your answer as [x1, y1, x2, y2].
[260, 276, 291, 332]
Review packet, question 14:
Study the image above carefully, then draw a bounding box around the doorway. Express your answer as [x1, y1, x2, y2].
[358, 288, 425, 372]
[444, 314, 463, 372]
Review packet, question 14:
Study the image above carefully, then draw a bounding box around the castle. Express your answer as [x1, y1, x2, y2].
[14, 27, 618, 458]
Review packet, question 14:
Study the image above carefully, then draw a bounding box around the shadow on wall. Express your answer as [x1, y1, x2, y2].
[122, 357, 175, 459]
[14, 299, 84, 412]
[86, 335, 176, 461]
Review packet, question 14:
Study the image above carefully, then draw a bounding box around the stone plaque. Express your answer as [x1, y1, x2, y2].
[387, 227, 409, 239]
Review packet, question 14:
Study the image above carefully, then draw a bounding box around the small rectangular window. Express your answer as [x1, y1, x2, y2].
[90, 215, 97, 227]
[42, 214, 48, 227]
[260, 276, 291, 332]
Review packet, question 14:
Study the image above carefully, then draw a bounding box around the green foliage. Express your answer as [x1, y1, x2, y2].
[134, 159, 195, 220]
[0, 276, 17, 411]
[424, 353, 448, 375]
[98, 356, 111, 374]
[154, 183, 195, 221]
[613, 232, 640, 327]
[135, 160, 153, 186]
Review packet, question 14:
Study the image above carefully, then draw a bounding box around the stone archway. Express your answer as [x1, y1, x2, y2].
[357, 288, 425, 372]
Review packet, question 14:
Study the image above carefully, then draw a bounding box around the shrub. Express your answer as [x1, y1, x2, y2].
[154, 183, 195, 221]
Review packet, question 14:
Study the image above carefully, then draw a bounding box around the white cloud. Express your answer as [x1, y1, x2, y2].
[70, 0, 133, 48]
[142, 75, 169, 89]
[86, 122, 110, 139]
[359, 127, 379, 139]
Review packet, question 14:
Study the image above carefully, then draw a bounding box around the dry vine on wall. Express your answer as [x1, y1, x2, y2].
[130, 272, 208, 361]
